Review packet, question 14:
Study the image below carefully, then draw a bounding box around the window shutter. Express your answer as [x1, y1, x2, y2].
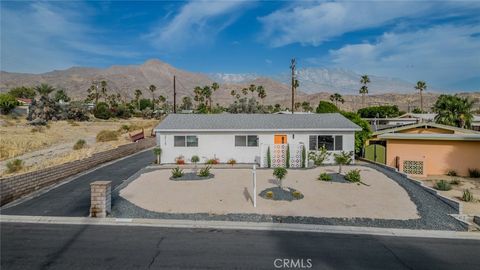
[335, 135, 343, 150]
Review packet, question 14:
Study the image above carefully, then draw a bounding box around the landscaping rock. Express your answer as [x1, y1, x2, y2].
[170, 172, 214, 181]
[259, 187, 304, 201]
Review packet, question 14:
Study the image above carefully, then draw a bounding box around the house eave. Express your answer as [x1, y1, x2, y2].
[155, 128, 361, 133]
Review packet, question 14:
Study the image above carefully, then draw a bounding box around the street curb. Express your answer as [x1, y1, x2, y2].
[1, 215, 479, 240]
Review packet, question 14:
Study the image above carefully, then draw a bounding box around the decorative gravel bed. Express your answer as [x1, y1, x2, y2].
[321, 173, 349, 183]
[170, 172, 214, 181]
[111, 163, 467, 231]
[259, 187, 304, 201]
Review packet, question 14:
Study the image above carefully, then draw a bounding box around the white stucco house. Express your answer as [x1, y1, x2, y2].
[154, 113, 361, 167]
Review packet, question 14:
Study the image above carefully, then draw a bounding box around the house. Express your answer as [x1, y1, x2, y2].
[472, 115, 480, 131]
[16, 98, 32, 106]
[154, 113, 361, 167]
[365, 122, 480, 176]
[363, 113, 437, 132]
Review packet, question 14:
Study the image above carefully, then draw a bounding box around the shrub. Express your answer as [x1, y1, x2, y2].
[308, 147, 330, 166]
[462, 189, 474, 202]
[286, 144, 290, 168]
[191, 155, 200, 164]
[227, 159, 236, 166]
[0, 93, 18, 114]
[266, 191, 274, 199]
[435, 180, 452, 191]
[171, 167, 184, 178]
[267, 146, 271, 168]
[301, 145, 306, 168]
[73, 139, 86, 150]
[468, 168, 480, 178]
[153, 147, 162, 164]
[446, 170, 457, 176]
[114, 105, 131, 119]
[6, 159, 24, 173]
[93, 103, 111, 120]
[318, 172, 332, 181]
[96, 130, 118, 142]
[292, 191, 303, 199]
[198, 166, 211, 177]
[449, 179, 460, 185]
[334, 151, 353, 174]
[345, 169, 361, 183]
[316, 101, 339, 113]
[273, 167, 288, 188]
[206, 158, 219, 165]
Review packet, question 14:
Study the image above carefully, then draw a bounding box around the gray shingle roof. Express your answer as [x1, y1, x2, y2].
[155, 113, 361, 131]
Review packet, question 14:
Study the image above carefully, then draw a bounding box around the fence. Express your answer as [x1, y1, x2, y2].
[0, 138, 155, 206]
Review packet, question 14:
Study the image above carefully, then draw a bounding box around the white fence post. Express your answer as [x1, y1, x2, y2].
[252, 164, 257, 208]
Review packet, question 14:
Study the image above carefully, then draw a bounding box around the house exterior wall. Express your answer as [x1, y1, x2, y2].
[156, 130, 355, 165]
[386, 139, 480, 176]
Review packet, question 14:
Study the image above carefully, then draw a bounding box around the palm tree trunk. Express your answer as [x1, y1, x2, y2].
[362, 94, 365, 108]
[420, 90, 423, 113]
[156, 155, 160, 164]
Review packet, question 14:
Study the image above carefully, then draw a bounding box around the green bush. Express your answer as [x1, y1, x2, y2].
[357, 105, 400, 118]
[93, 103, 111, 120]
[191, 155, 200, 164]
[197, 166, 211, 177]
[446, 170, 457, 176]
[6, 159, 24, 173]
[286, 144, 290, 168]
[267, 146, 271, 168]
[345, 169, 361, 183]
[273, 167, 288, 188]
[0, 93, 19, 114]
[318, 172, 332, 181]
[334, 151, 353, 174]
[308, 147, 330, 166]
[96, 130, 118, 142]
[435, 180, 452, 191]
[301, 145, 306, 168]
[462, 189, 474, 202]
[468, 168, 480, 178]
[73, 139, 86, 150]
[171, 167, 184, 178]
[315, 101, 339, 113]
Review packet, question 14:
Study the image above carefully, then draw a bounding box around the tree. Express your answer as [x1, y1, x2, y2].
[334, 151, 353, 174]
[149, 85, 157, 109]
[257, 86, 267, 104]
[433, 94, 474, 129]
[8, 86, 35, 99]
[357, 105, 400, 118]
[230, 90, 236, 98]
[0, 93, 18, 114]
[100, 80, 108, 102]
[295, 102, 301, 111]
[415, 81, 427, 113]
[86, 83, 99, 106]
[180, 96, 193, 110]
[273, 167, 288, 189]
[329, 93, 344, 107]
[248, 84, 256, 98]
[134, 89, 143, 109]
[139, 99, 153, 111]
[34, 83, 55, 97]
[241, 88, 248, 96]
[210, 82, 219, 111]
[93, 102, 111, 120]
[301, 101, 312, 112]
[153, 147, 162, 164]
[53, 89, 71, 102]
[341, 111, 371, 155]
[316, 101, 339, 113]
[359, 75, 370, 108]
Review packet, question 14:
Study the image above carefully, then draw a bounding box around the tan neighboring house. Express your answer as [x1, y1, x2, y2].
[366, 123, 480, 177]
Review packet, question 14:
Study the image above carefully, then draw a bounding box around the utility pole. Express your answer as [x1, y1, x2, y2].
[173, 75, 177, 113]
[290, 58, 296, 113]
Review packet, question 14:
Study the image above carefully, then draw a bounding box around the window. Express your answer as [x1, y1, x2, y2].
[309, 135, 343, 151]
[235, 135, 258, 147]
[174, 136, 198, 147]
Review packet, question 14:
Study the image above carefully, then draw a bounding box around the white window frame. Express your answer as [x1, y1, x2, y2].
[234, 135, 259, 147]
[174, 135, 198, 147]
[309, 135, 343, 151]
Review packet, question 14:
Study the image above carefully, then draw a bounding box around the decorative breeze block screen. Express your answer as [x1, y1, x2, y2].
[403, 160, 424, 175]
[272, 144, 286, 168]
[289, 144, 303, 168]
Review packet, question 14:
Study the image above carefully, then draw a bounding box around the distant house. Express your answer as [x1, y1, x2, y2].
[365, 123, 480, 176]
[16, 98, 32, 106]
[154, 113, 361, 167]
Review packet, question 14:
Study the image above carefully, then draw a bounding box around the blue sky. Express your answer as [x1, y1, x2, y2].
[1, 0, 480, 90]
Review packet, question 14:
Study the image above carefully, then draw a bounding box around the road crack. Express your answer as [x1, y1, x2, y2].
[147, 236, 165, 269]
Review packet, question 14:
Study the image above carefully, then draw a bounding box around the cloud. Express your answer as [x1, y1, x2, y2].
[146, 0, 249, 51]
[0, 2, 136, 73]
[327, 24, 480, 90]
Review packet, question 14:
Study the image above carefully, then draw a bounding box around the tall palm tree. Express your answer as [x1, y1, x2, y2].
[230, 90, 236, 98]
[211, 82, 219, 110]
[149, 84, 157, 109]
[241, 88, 248, 96]
[329, 93, 345, 107]
[35, 83, 55, 97]
[202, 86, 212, 111]
[433, 95, 474, 128]
[359, 75, 370, 108]
[248, 84, 256, 98]
[100, 80, 108, 102]
[134, 89, 142, 109]
[257, 86, 267, 104]
[415, 81, 427, 113]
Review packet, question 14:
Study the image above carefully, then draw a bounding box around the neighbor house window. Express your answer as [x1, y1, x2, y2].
[309, 135, 343, 151]
[235, 135, 258, 147]
[174, 136, 198, 147]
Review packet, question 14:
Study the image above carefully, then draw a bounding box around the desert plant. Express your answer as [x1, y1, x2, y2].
[273, 167, 288, 188]
[292, 191, 303, 199]
[96, 130, 118, 142]
[446, 170, 457, 176]
[462, 189, 474, 202]
[286, 144, 290, 168]
[334, 151, 353, 174]
[308, 147, 330, 166]
[267, 146, 271, 168]
[345, 169, 361, 183]
[301, 145, 306, 168]
[468, 168, 480, 178]
[175, 155, 185, 165]
[171, 167, 184, 178]
[6, 159, 23, 173]
[227, 159, 236, 166]
[206, 158, 219, 165]
[318, 172, 332, 181]
[153, 147, 162, 164]
[198, 165, 211, 177]
[266, 191, 274, 199]
[73, 139, 86, 150]
[435, 180, 452, 191]
[93, 103, 111, 120]
[449, 179, 460, 185]
[191, 155, 200, 164]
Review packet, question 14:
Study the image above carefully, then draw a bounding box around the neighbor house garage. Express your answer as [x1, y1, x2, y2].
[154, 113, 361, 167]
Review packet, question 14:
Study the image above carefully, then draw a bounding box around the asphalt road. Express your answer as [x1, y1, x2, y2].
[1, 150, 154, 217]
[2, 222, 479, 270]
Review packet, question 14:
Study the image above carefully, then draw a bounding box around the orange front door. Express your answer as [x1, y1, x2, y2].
[274, 135, 287, 144]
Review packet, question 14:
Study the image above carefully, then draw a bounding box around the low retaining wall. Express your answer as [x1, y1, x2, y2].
[0, 138, 155, 206]
[359, 158, 463, 213]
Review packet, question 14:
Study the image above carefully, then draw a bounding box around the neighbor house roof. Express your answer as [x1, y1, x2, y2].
[398, 113, 436, 120]
[378, 133, 480, 141]
[155, 113, 361, 132]
[16, 98, 32, 104]
[372, 122, 480, 136]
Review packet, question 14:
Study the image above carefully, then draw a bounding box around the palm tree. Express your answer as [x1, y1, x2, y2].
[87, 84, 99, 106]
[241, 88, 248, 96]
[230, 90, 236, 98]
[149, 84, 156, 109]
[329, 93, 344, 107]
[134, 89, 142, 109]
[257, 86, 267, 104]
[301, 101, 312, 112]
[433, 95, 474, 128]
[211, 82, 219, 111]
[415, 81, 427, 113]
[359, 75, 370, 108]
[100, 80, 108, 102]
[248, 84, 256, 98]
[35, 83, 55, 97]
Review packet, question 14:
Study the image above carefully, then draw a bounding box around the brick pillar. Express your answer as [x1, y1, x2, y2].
[90, 181, 111, 218]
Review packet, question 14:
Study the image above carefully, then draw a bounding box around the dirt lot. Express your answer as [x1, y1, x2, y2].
[0, 116, 159, 176]
[413, 175, 480, 215]
[120, 166, 419, 219]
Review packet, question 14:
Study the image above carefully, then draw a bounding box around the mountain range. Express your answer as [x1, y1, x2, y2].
[1, 59, 479, 112]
